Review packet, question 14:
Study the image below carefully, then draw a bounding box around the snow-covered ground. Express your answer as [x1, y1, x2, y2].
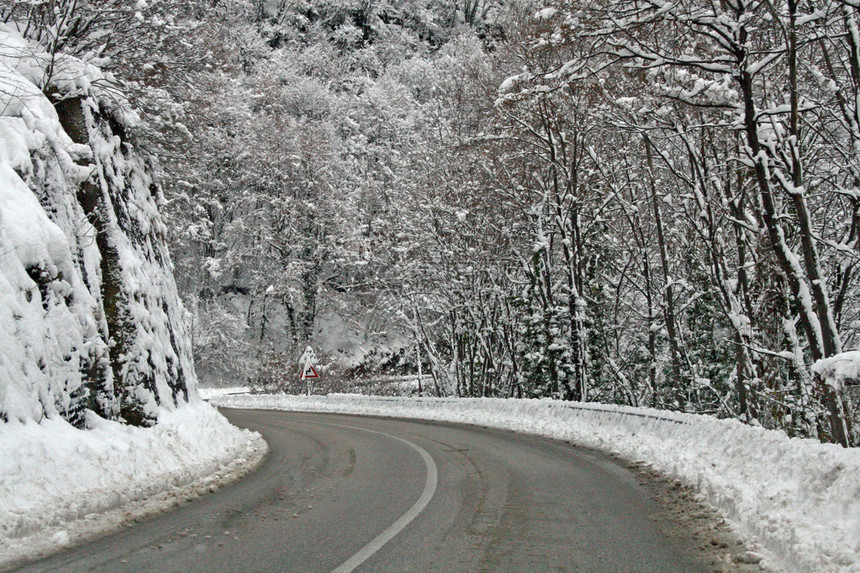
[0, 402, 266, 569]
[198, 386, 252, 400]
[212, 393, 860, 572]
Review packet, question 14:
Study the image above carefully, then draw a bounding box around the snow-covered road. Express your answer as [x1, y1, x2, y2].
[5, 391, 859, 571]
[211, 393, 860, 572]
[16, 409, 743, 572]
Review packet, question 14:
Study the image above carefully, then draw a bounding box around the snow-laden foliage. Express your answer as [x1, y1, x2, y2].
[0, 25, 195, 426]
[11, 0, 853, 445]
[114, 0, 857, 446]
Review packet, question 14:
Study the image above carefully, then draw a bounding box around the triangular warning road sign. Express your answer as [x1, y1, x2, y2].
[300, 346, 317, 364]
[301, 364, 319, 379]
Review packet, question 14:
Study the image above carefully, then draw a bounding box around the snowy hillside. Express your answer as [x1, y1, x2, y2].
[0, 25, 264, 569]
[0, 24, 194, 426]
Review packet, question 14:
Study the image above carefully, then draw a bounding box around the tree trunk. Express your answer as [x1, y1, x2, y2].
[644, 135, 685, 409]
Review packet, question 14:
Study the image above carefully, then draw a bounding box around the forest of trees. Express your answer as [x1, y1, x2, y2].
[4, 0, 859, 445]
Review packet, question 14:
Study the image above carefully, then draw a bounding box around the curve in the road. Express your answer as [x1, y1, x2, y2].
[319, 421, 438, 573]
[13, 409, 723, 573]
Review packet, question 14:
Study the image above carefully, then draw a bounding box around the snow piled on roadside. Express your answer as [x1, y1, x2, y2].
[198, 386, 251, 399]
[212, 393, 860, 572]
[0, 401, 266, 568]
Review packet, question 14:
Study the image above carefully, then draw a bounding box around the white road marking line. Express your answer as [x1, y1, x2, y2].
[309, 421, 438, 573]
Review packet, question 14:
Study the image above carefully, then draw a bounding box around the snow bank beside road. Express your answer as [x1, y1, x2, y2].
[0, 402, 266, 569]
[212, 394, 860, 572]
[198, 386, 251, 399]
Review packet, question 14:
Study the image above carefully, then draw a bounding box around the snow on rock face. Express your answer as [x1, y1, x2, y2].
[0, 26, 260, 571]
[0, 25, 196, 426]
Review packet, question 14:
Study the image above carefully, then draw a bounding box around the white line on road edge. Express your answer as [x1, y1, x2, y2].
[311, 421, 438, 573]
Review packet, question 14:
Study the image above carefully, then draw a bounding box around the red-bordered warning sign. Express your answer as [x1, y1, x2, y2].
[301, 364, 319, 379]
[299, 346, 319, 380]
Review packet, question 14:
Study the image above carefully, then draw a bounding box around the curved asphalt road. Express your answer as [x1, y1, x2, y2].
[15, 409, 711, 572]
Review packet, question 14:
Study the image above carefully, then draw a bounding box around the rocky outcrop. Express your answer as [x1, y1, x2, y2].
[0, 25, 196, 426]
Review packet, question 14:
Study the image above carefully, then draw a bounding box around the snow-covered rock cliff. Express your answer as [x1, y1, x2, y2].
[0, 26, 264, 569]
[0, 24, 196, 426]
